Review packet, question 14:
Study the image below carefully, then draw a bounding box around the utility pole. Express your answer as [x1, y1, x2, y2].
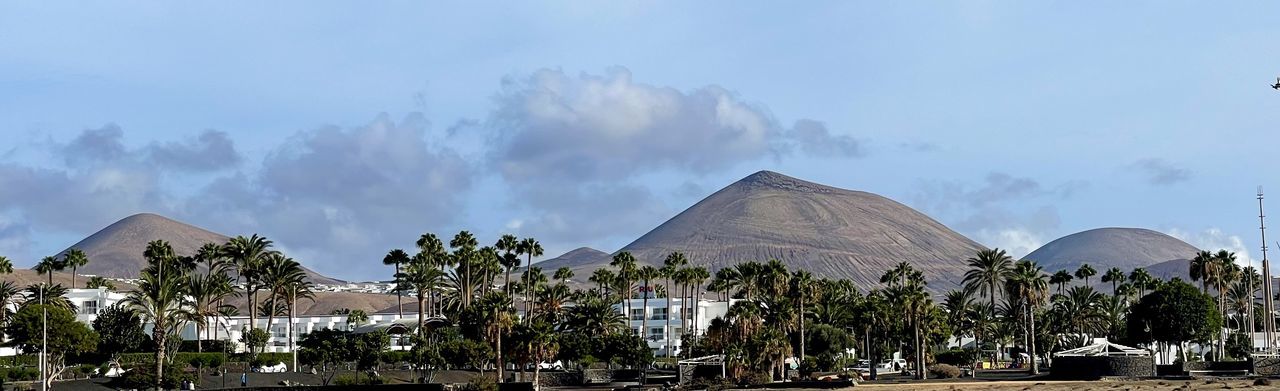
[1260, 187, 1274, 352]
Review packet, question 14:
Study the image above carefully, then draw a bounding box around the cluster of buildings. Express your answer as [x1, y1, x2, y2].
[11, 287, 730, 357]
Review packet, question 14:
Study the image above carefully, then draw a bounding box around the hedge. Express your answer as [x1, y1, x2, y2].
[119, 352, 230, 367]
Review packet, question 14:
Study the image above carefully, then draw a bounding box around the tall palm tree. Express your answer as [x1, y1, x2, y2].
[1052, 286, 1106, 347]
[710, 267, 741, 301]
[415, 233, 448, 316]
[1211, 250, 1239, 360]
[1074, 264, 1097, 286]
[221, 234, 276, 331]
[1189, 250, 1215, 293]
[124, 241, 195, 389]
[1101, 267, 1125, 295]
[188, 271, 236, 352]
[516, 238, 543, 318]
[383, 249, 410, 319]
[553, 267, 573, 285]
[661, 252, 687, 358]
[942, 289, 975, 343]
[400, 252, 444, 333]
[1005, 260, 1048, 374]
[1049, 270, 1073, 296]
[62, 248, 89, 289]
[638, 265, 658, 343]
[962, 248, 1014, 366]
[790, 270, 817, 361]
[270, 256, 314, 372]
[589, 268, 615, 297]
[34, 256, 64, 286]
[0, 281, 18, 339]
[688, 266, 710, 350]
[1127, 268, 1155, 298]
[477, 291, 515, 383]
[610, 251, 639, 320]
[496, 235, 521, 296]
[0, 256, 12, 278]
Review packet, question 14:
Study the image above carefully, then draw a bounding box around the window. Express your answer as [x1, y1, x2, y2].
[630, 308, 645, 321]
[648, 327, 664, 341]
[632, 327, 642, 336]
[651, 308, 668, 320]
[80, 300, 99, 315]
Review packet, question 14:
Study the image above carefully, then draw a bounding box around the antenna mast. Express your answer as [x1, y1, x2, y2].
[1260, 186, 1274, 352]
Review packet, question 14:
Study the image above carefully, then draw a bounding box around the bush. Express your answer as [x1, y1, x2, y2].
[382, 350, 410, 365]
[332, 373, 384, 386]
[738, 371, 772, 386]
[928, 364, 962, 379]
[1255, 378, 1272, 386]
[0, 367, 38, 382]
[460, 375, 497, 391]
[113, 368, 198, 390]
[934, 348, 978, 366]
[179, 339, 230, 353]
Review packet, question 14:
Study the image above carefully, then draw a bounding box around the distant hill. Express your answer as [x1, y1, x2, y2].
[554, 171, 987, 291]
[1024, 227, 1200, 274]
[56, 213, 344, 285]
[536, 247, 611, 282]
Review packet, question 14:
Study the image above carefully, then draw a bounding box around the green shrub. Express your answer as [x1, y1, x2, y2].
[928, 364, 962, 379]
[382, 350, 410, 364]
[332, 374, 361, 386]
[934, 348, 978, 366]
[460, 375, 497, 391]
[738, 371, 772, 386]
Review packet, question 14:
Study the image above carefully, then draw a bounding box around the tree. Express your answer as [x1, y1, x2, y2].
[1049, 270, 1073, 296]
[1190, 250, 1214, 293]
[92, 303, 147, 363]
[8, 303, 98, 388]
[124, 240, 195, 389]
[0, 256, 12, 277]
[790, 270, 817, 362]
[1128, 268, 1156, 298]
[476, 291, 515, 382]
[962, 248, 1013, 366]
[610, 251, 639, 319]
[1101, 267, 1125, 295]
[402, 241, 445, 333]
[352, 331, 390, 383]
[85, 276, 115, 290]
[662, 252, 688, 358]
[298, 328, 350, 385]
[346, 309, 369, 330]
[637, 265, 658, 344]
[222, 234, 276, 332]
[62, 248, 89, 289]
[241, 328, 270, 356]
[515, 320, 559, 390]
[496, 235, 521, 296]
[1127, 278, 1222, 363]
[34, 256, 65, 286]
[261, 254, 314, 371]
[1074, 264, 1097, 286]
[517, 238, 544, 318]
[1004, 260, 1048, 374]
[384, 249, 410, 319]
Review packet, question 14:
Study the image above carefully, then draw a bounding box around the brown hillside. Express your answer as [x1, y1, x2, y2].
[561, 171, 986, 291]
[56, 213, 343, 285]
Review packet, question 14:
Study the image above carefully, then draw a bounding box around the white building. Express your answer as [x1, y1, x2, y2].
[617, 297, 735, 356]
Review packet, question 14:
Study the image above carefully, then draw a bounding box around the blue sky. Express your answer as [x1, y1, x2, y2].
[2, 1, 1279, 281]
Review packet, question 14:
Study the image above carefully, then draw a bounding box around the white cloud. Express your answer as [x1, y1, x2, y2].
[1165, 227, 1256, 267]
[973, 228, 1044, 259]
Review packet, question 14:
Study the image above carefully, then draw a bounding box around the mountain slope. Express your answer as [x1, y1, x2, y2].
[608, 170, 985, 291]
[536, 247, 611, 278]
[57, 213, 344, 285]
[1025, 227, 1200, 274]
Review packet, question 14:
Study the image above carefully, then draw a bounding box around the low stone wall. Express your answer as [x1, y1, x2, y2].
[512, 372, 581, 387]
[1052, 356, 1154, 379]
[1184, 360, 1251, 372]
[1253, 356, 1280, 376]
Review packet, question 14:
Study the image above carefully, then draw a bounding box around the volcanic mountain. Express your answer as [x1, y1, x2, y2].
[552, 170, 987, 291]
[536, 247, 611, 279]
[57, 213, 344, 285]
[1024, 227, 1200, 278]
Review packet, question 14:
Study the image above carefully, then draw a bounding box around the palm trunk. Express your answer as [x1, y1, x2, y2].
[989, 290, 997, 367]
[533, 358, 542, 391]
[155, 326, 166, 390]
[289, 297, 297, 372]
[496, 332, 505, 383]
[396, 264, 403, 319]
[665, 277, 673, 358]
[250, 288, 258, 331]
[418, 292, 427, 336]
[799, 295, 806, 361]
[1029, 301, 1039, 375]
[505, 268, 513, 297]
[642, 281, 650, 345]
[71, 266, 77, 288]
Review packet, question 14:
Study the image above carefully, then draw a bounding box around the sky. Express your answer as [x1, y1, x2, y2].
[2, 2, 1279, 281]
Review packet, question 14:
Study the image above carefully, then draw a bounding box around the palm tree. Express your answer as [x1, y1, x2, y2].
[610, 251, 639, 320]
[383, 249, 410, 319]
[477, 291, 515, 383]
[638, 265, 658, 343]
[1101, 267, 1125, 295]
[942, 289, 975, 343]
[962, 248, 1014, 366]
[124, 242, 195, 389]
[521, 320, 559, 390]
[0, 281, 18, 339]
[400, 250, 444, 333]
[1211, 250, 1239, 360]
[1190, 250, 1215, 293]
[589, 268, 614, 297]
[259, 253, 313, 371]
[0, 256, 12, 278]
[1005, 260, 1048, 374]
[34, 256, 64, 286]
[710, 267, 741, 301]
[188, 271, 235, 352]
[1127, 268, 1155, 298]
[346, 309, 369, 330]
[790, 270, 817, 361]
[1049, 270, 1073, 296]
[221, 234, 276, 331]
[516, 238, 543, 317]
[661, 252, 687, 358]
[496, 235, 521, 296]
[62, 248, 89, 289]
[553, 267, 573, 285]
[1052, 286, 1106, 347]
[1074, 264, 1097, 286]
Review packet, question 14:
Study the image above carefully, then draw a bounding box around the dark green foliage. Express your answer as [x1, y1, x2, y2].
[1226, 333, 1251, 360]
[92, 303, 147, 361]
[7, 304, 98, 356]
[803, 324, 852, 371]
[928, 364, 962, 378]
[112, 366, 197, 390]
[239, 327, 270, 356]
[441, 337, 492, 370]
[934, 348, 979, 366]
[1126, 278, 1222, 346]
[299, 328, 352, 386]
